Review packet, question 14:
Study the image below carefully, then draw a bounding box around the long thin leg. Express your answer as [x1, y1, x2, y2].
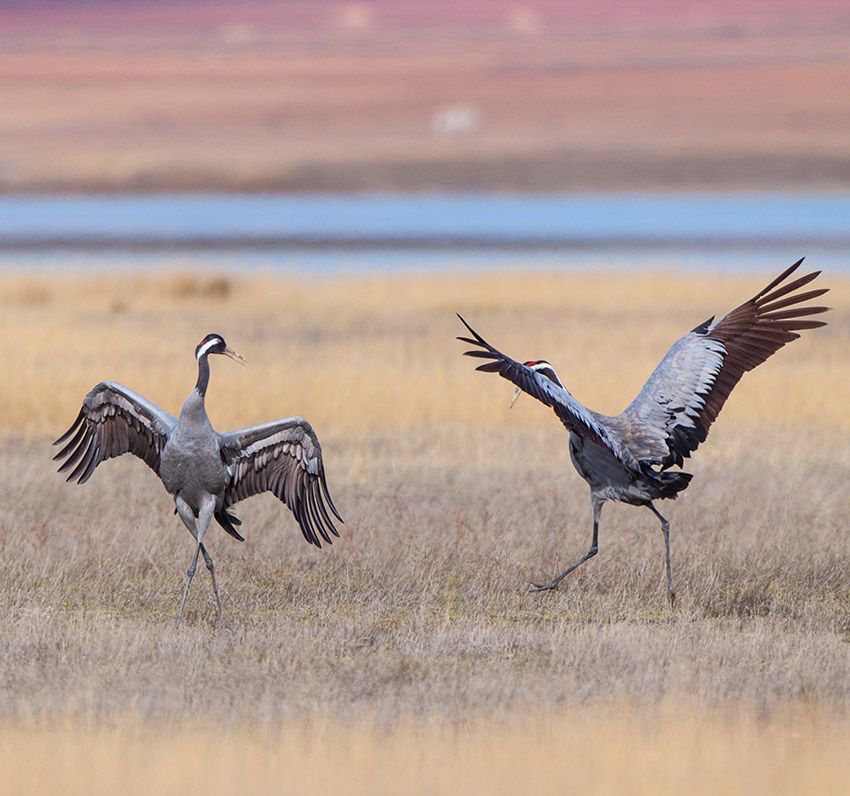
[174, 494, 217, 624]
[530, 496, 604, 592]
[647, 502, 675, 607]
[200, 543, 222, 621]
[176, 543, 201, 624]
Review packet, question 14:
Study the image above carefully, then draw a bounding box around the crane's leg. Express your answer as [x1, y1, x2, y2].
[174, 497, 199, 625]
[174, 495, 217, 624]
[647, 502, 675, 607]
[530, 496, 604, 592]
[199, 543, 222, 621]
[192, 495, 222, 621]
[176, 543, 201, 624]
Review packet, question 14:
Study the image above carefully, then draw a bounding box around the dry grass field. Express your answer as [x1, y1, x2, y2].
[1, 266, 848, 793]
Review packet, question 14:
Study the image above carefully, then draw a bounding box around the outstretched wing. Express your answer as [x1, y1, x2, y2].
[218, 418, 343, 548]
[53, 381, 177, 483]
[619, 258, 829, 469]
[457, 314, 640, 471]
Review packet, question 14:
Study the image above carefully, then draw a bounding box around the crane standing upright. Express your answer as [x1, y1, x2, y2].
[458, 260, 829, 604]
[53, 333, 343, 622]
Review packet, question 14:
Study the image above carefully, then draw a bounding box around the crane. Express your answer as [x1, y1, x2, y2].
[53, 333, 343, 622]
[458, 259, 829, 605]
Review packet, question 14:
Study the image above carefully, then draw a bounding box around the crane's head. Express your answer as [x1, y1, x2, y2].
[511, 360, 563, 407]
[195, 333, 245, 364]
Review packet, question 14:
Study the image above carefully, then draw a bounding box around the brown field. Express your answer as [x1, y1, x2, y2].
[2, 0, 850, 192]
[0, 266, 848, 792]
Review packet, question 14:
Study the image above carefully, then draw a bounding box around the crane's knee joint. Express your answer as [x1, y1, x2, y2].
[205, 559, 214, 573]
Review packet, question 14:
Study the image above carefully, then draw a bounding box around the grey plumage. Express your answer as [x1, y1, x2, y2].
[54, 382, 173, 480]
[220, 419, 341, 548]
[458, 259, 829, 603]
[54, 333, 342, 621]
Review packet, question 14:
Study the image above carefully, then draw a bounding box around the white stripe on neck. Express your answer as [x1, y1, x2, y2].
[196, 338, 221, 360]
[530, 361, 562, 387]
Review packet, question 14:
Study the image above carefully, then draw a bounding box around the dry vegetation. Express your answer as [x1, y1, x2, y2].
[1, 267, 848, 793]
[4, 709, 850, 796]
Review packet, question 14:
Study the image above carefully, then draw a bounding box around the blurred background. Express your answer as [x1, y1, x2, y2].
[1, 0, 850, 271]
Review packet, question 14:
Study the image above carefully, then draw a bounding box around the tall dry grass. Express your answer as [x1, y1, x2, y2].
[2, 268, 847, 436]
[0, 267, 847, 793]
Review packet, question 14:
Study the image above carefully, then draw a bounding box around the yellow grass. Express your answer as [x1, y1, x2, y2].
[2, 268, 847, 437]
[1, 267, 848, 795]
[2, 706, 849, 796]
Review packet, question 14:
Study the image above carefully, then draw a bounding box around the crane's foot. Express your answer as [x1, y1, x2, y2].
[529, 547, 598, 595]
[528, 579, 561, 592]
[668, 589, 677, 609]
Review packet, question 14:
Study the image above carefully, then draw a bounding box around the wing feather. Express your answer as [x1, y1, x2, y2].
[219, 418, 343, 548]
[53, 382, 175, 483]
[620, 259, 829, 469]
[457, 315, 640, 471]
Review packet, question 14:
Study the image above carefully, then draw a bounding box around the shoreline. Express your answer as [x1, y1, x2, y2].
[3, 151, 850, 196]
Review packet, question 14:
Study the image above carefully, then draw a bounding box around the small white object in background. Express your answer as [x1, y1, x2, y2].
[431, 104, 481, 137]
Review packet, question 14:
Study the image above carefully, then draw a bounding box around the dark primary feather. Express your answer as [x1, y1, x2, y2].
[53, 381, 176, 483]
[219, 418, 343, 548]
[215, 509, 245, 542]
[456, 314, 640, 472]
[619, 258, 829, 469]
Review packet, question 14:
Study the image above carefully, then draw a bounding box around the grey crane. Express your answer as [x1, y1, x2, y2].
[53, 333, 343, 621]
[458, 259, 829, 604]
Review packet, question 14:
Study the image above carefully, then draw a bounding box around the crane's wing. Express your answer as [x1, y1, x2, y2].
[457, 314, 640, 471]
[619, 259, 829, 469]
[53, 381, 177, 483]
[218, 418, 343, 548]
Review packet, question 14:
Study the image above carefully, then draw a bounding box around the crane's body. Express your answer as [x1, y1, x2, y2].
[459, 260, 829, 603]
[54, 333, 342, 622]
[160, 382, 229, 512]
[567, 430, 688, 505]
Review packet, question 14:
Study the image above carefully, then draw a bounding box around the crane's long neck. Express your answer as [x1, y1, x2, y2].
[195, 353, 211, 397]
[178, 354, 213, 426]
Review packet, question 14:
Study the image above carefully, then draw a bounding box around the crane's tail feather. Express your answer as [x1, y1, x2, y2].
[642, 464, 693, 499]
[215, 509, 245, 542]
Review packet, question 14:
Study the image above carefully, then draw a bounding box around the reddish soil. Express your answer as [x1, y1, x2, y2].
[1, 1, 849, 192]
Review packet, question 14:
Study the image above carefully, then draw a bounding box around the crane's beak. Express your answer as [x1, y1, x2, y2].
[510, 386, 522, 408]
[224, 345, 246, 365]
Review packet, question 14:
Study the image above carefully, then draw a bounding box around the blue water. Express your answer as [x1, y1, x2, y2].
[1, 192, 848, 271]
